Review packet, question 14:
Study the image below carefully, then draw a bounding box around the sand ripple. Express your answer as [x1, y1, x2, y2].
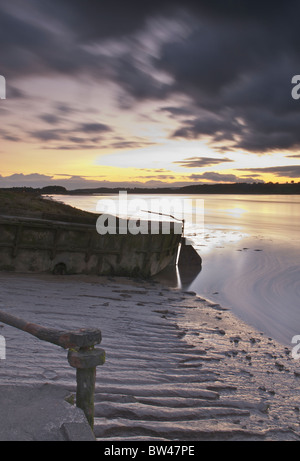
[0, 273, 300, 441]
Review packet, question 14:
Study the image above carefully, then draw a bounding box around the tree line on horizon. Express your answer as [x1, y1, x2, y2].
[1, 182, 300, 195]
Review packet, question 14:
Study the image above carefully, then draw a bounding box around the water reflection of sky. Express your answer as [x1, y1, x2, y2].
[49, 193, 300, 243]
[50, 192, 300, 249]
[50, 193, 300, 345]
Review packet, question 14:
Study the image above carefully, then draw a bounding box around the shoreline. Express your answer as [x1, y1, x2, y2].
[186, 235, 300, 347]
[0, 272, 299, 441]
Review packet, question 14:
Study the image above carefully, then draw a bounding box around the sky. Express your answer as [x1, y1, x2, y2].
[1, 0, 300, 189]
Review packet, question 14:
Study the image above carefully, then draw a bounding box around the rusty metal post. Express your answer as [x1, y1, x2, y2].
[0, 309, 105, 430]
[67, 346, 105, 429]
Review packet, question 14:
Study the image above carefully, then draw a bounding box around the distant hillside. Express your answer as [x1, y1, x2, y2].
[178, 182, 300, 195]
[48, 182, 300, 195]
[1, 182, 300, 197]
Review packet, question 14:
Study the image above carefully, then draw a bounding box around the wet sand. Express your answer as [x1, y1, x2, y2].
[0, 272, 300, 441]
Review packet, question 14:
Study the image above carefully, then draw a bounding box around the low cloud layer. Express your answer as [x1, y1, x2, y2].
[239, 165, 300, 179]
[0, 172, 194, 189]
[174, 156, 233, 168]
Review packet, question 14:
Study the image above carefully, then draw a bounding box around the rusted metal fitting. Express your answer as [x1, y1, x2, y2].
[0, 309, 105, 430]
[0, 310, 102, 350]
[67, 348, 105, 369]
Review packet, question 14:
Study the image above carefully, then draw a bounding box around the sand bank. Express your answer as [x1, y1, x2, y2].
[0, 272, 299, 441]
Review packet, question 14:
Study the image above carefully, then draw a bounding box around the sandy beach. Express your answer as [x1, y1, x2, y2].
[0, 272, 299, 441]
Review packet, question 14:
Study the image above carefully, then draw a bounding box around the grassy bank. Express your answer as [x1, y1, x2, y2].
[0, 190, 96, 219]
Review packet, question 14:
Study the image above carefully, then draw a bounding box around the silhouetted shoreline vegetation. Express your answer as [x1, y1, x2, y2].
[1, 182, 299, 196]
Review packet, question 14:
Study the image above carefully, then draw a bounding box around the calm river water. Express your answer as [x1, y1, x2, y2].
[50, 194, 300, 346]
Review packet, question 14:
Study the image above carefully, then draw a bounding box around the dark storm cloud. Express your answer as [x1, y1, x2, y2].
[28, 0, 298, 41]
[2, 134, 20, 142]
[239, 165, 300, 179]
[54, 103, 76, 115]
[78, 122, 112, 134]
[0, 1, 172, 107]
[5, 86, 27, 99]
[171, 114, 244, 143]
[154, 3, 300, 152]
[40, 113, 61, 125]
[286, 154, 300, 159]
[0, 127, 20, 142]
[34, 0, 179, 40]
[112, 55, 171, 102]
[2, 1, 300, 154]
[29, 129, 64, 142]
[0, 3, 110, 80]
[188, 172, 256, 183]
[159, 106, 193, 117]
[109, 139, 153, 150]
[29, 121, 112, 147]
[174, 156, 233, 168]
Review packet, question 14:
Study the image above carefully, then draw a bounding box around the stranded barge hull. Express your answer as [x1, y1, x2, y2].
[0, 214, 182, 277]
